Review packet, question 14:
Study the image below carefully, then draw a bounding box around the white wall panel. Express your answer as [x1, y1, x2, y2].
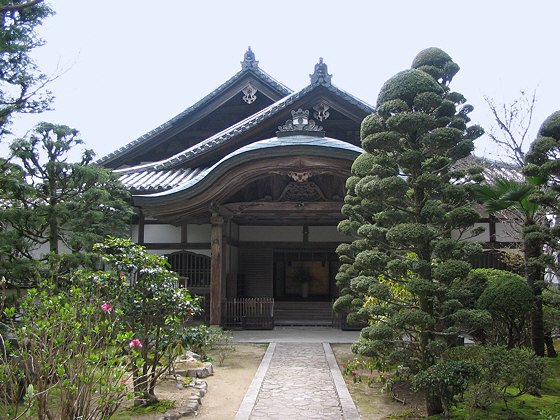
[144, 224, 181, 243]
[187, 224, 211, 243]
[239, 226, 302, 242]
[308, 226, 351, 242]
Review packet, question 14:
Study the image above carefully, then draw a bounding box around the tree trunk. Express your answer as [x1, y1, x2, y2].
[426, 393, 443, 417]
[545, 330, 558, 358]
[524, 223, 545, 357]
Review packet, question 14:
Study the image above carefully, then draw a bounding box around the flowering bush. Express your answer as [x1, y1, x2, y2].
[91, 237, 202, 406]
[0, 277, 134, 420]
[129, 338, 143, 348]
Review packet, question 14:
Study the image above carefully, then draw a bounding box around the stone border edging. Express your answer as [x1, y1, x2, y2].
[233, 342, 276, 420]
[323, 342, 361, 419]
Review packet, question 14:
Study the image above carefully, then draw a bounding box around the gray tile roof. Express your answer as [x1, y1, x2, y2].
[118, 135, 363, 195]
[118, 168, 206, 193]
[455, 155, 523, 183]
[114, 82, 374, 174]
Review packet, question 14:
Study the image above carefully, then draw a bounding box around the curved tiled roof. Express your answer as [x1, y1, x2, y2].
[125, 135, 363, 202]
[114, 82, 374, 175]
[118, 168, 206, 193]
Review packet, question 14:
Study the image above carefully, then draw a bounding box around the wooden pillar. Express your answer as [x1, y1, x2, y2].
[210, 214, 224, 325]
[138, 210, 145, 245]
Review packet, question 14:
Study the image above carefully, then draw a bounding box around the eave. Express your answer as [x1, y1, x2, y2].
[97, 50, 292, 168]
[128, 135, 363, 222]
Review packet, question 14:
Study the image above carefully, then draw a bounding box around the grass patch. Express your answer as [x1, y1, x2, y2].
[439, 392, 560, 419]
[385, 409, 424, 419]
[112, 399, 175, 419]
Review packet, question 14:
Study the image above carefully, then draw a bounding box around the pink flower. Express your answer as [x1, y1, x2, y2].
[129, 339, 143, 349]
[120, 272, 126, 278]
[343, 363, 347, 368]
[352, 371, 356, 377]
[101, 303, 112, 313]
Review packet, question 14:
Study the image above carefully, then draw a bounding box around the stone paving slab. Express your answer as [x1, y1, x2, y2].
[233, 326, 360, 344]
[235, 342, 360, 419]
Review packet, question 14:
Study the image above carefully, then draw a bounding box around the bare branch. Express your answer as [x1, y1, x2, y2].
[0, 0, 44, 14]
[484, 90, 537, 166]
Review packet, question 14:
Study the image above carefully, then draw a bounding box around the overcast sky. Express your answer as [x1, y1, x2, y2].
[5, 0, 559, 163]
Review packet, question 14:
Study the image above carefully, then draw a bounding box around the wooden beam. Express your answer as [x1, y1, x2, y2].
[210, 215, 224, 325]
[142, 242, 211, 250]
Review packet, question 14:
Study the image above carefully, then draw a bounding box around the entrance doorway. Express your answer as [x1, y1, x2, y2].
[273, 250, 340, 300]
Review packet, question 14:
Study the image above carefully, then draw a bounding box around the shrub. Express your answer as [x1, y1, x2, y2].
[412, 360, 480, 419]
[208, 327, 236, 366]
[444, 345, 545, 411]
[475, 270, 533, 348]
[1, 278, 133, 420]
[92, 237, 202, 406]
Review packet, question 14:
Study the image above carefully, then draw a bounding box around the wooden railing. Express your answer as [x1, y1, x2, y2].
[222, 298, 274, 330]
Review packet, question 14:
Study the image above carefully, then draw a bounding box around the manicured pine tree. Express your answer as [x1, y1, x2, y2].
[334, 48, 484, 416]
[523, 111, 560, 357]
[0, 122, 133, 284]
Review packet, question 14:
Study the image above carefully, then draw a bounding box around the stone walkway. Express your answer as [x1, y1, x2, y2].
[235, 341, 360, 419]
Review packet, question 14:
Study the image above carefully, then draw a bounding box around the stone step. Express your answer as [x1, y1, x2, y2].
[273, 301, 335, 326]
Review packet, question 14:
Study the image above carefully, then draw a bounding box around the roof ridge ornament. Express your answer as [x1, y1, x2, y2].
[310, 57, 332, 86]
[277, 108, 325, 137]
[241, 46, 259, 70]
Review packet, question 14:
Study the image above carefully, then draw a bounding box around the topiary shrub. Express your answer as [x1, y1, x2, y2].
[377, 69, 443, 107]
[475, 270, 533, 348]
[412, 360, 480, 419]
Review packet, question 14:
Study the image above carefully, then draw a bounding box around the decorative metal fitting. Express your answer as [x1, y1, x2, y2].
[277, 109, 325, 137]
[242, 83, 257, 104]
[313, 102, 330, 121]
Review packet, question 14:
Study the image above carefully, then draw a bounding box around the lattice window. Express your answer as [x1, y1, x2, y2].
[167, 251, 211, 289]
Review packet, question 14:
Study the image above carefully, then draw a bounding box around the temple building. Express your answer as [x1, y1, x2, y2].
[98, 49, 519, 328]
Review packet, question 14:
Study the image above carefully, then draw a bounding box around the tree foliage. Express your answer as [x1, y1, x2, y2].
[0, 123, 133, 284]
[91, 237, 202, 405]
[412, 360, 480, 420]
[444, 345, 545, 412]
[474, 109, 560, 357]
[524, 110, 560, 214]
[475, 270, 532, 348]
[1, 276, 134, 420]
[0, 0, 53, 137]
[334, 47, 484, 416]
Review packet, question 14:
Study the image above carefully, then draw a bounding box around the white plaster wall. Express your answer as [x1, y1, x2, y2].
[28, 241, 71, 259]
[308, 226, 351, 242]
[144, 224, 181, 243]
[146, 249, 211, 257]
[186, 224, 211, 243]
[495, 222, 522, 242]
[451, 223, 489, 242]
[147, 249, 182, 256]
[239, 226, 302, 242]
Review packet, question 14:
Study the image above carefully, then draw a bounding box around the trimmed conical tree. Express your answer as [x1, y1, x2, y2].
[334, 48, 484, 416]
[523, 111, 560, 357]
